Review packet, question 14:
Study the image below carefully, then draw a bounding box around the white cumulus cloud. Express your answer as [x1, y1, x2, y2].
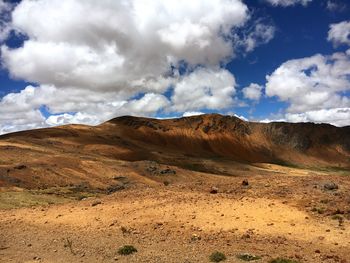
[171, 68, 237, 112]
[0, 0, 277, 134]
[265, 52, 350, 113]
[328, 20, 350, 46]
[238, 24, 275, 53]
[0, 86, 47, 134]
[0, 0, 13, 42]
[326, 1, 347, 12]
[265, 47, 350, 126]
[3, 0, 248, 90]
[264, 0, 312, 7]
[182, 111, 205, 117]
[285, 108, 350, 127]
[242, 83, 263, 101]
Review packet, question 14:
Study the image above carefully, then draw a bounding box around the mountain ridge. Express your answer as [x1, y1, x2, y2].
[0, 114, 349, 189]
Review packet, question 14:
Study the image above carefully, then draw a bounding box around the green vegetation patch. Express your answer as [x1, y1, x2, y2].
[118, 245, 138, 255]
[209, 251, 226, 262]
[311, 207, 325, 214]
[36, 186, 98, 200]
[0, 185, 101, 210]
[0, 191, 68, 209]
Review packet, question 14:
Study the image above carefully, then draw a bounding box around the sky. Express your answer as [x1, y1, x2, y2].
[0, 0, 349, 134]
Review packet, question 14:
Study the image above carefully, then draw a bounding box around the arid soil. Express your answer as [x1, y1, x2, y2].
[0, 114, 349, 262]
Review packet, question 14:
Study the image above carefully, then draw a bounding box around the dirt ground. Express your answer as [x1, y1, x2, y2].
[1, 163, 349, 263]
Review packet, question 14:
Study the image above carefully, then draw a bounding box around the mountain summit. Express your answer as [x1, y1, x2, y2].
[0, 114, 349, 188]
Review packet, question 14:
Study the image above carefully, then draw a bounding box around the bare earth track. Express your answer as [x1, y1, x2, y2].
[0, 114, 349, 262]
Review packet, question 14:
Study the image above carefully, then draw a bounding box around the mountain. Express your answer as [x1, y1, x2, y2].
[0, 114, 349, 189]
[1, 114, 350, 263]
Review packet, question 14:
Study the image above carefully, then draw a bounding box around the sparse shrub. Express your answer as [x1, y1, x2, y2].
[76, 194, 88, 201]
[209, 251, 226, 262]
[323, 182, 338, 191]
[191, 233, 201, 241]
[331, 214, 344, 225]
[269, 258, 299, 263]
[91, 200, 102, 207]
[332, 214, 343, 220]
[237, 253, 261, 261]
[311, 207, 325, 214]
[63, 237, 75, 255]
[242, 179, 249, 186]
[120, 226, 130, 234]
[163, 180, 170, 186]
[118, 245, 137, 255]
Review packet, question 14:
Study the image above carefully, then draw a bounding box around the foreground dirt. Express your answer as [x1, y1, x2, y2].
[1, 167, 349, 263]
[0, 115, 349, 262]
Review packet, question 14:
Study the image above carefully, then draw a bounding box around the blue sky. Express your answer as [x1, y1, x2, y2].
[0, 0, 349, 134]
[228, 0, 350, 119]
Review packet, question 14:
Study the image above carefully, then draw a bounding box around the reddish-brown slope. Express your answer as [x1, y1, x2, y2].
[103, 114, 350, 165]
[0, 114, 349, 189]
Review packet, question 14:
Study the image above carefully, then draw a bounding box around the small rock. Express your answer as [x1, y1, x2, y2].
[242, 179, 249, 186]
[241, 233, 250, 239]
[191, 234, 201, 241]
[109, 221, 117, 227]
[106, 184, 125, 194]
[160, 168, 176, 175]
[14, 164, 27, 170]
[113, 176, 127, 181]
[210, 187, 218, 194]
[91, 200, 102, 207]
[323, 182, 338, 191]
[315, 249, 321, 254]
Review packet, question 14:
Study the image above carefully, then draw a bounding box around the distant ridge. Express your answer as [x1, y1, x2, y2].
[0, 114, 349, 188]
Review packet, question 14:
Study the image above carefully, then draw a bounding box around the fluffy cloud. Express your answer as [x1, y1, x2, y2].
[0, 0, 12, 41]
[285, 108, 350, 127]
[171, 68, 236, 112]
[232, 114, 249, 121]
[238, 24, 275, 52]
[266, 52, 350, 113]
[328, 21, 350, 46]
[326, 1, 347, 12]
[3, 0, 248, 90]
[182, 111, 205, 117]
[265, 46, 350, 126]
[264, 0, 312, 6]
[0, 86, 46, 134]
[261, 108, 350, 127]
[45, 113, 99, 127]
[242, 83, 263, 101]
[0, 0, 277, 134]
[0, 84, 171, 131]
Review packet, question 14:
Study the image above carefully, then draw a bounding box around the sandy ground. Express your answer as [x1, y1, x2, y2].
[0, 115, 349, 262]
[1, 167, 350, 263]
